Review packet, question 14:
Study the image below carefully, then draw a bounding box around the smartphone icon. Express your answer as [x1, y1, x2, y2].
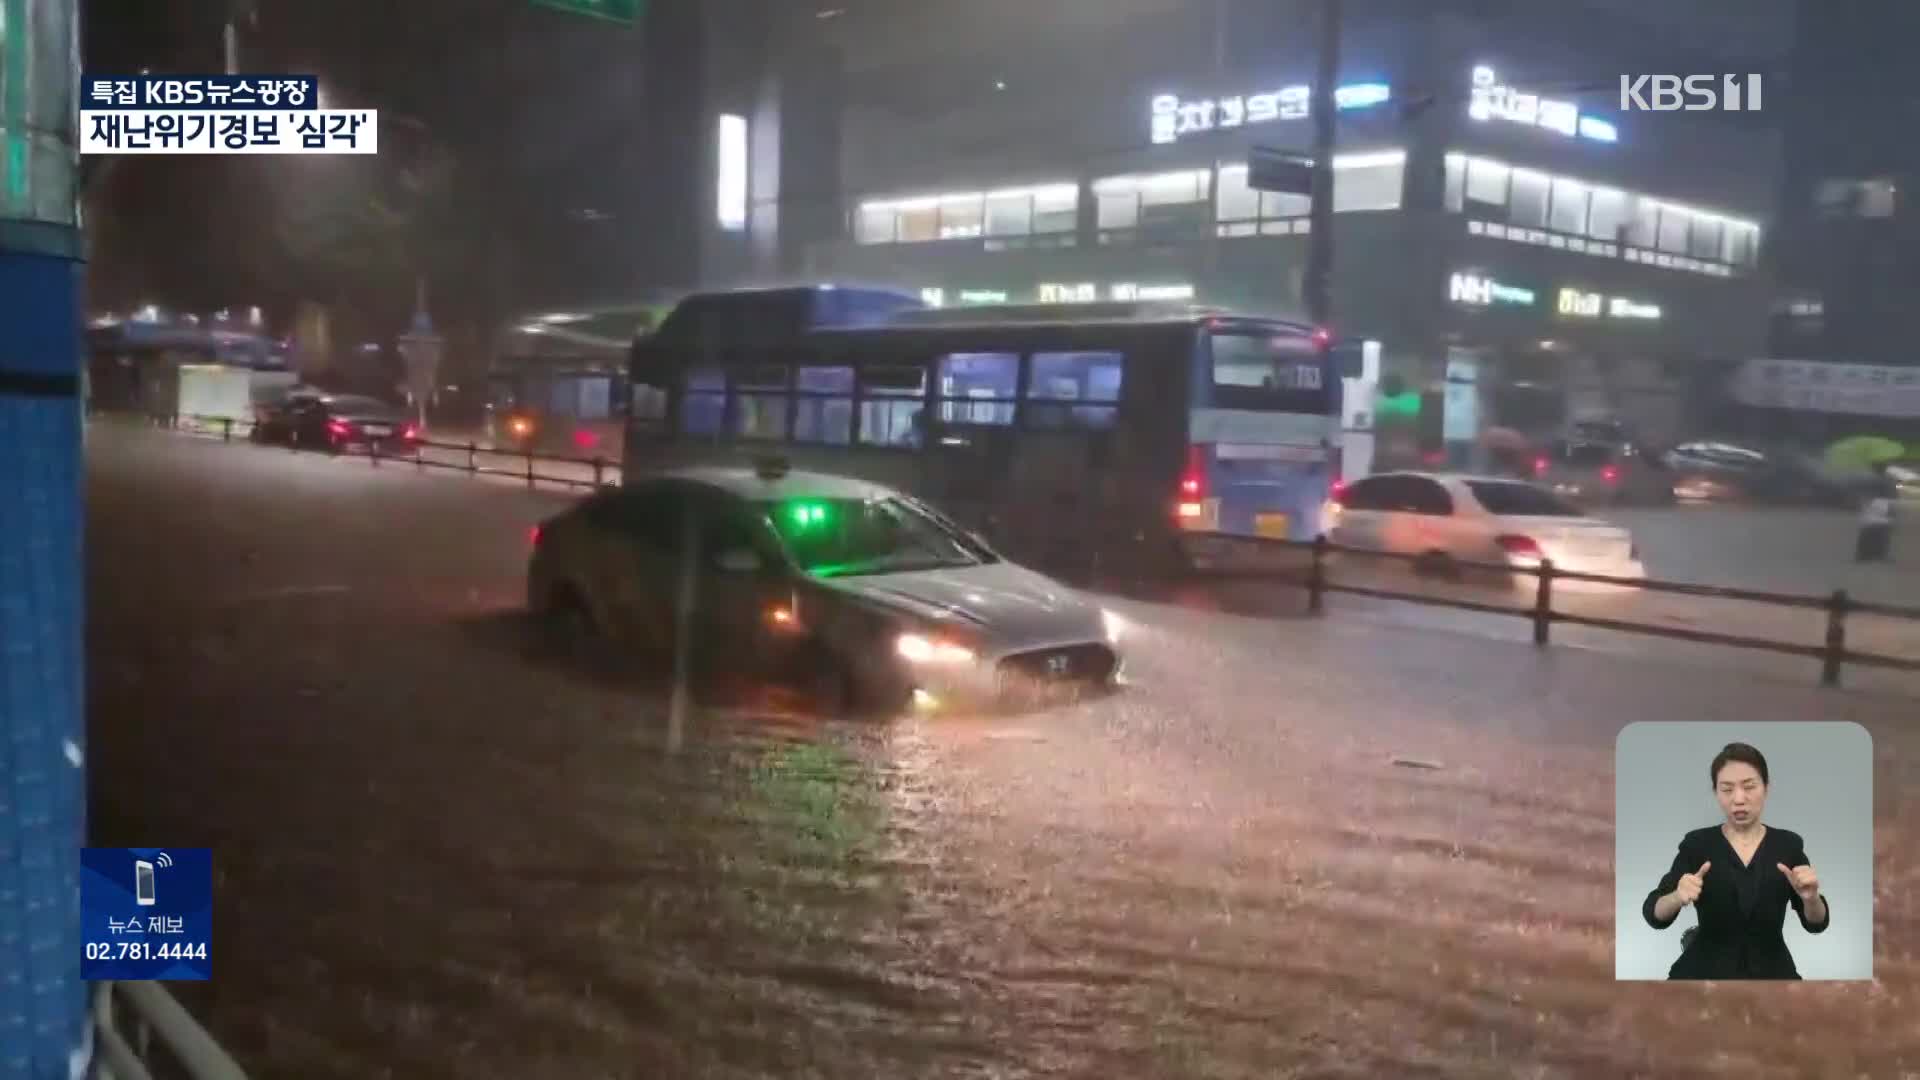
[134, 860, 156, 906]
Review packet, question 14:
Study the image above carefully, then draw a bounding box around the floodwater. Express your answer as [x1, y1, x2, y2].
[85, 424, 1920, 1078]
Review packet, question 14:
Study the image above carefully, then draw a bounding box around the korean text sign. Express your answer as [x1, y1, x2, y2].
[81, 848, 213, 980]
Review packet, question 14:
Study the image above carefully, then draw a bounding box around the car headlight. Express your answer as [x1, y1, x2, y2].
[895, 632, 976, 665]
[1101, 608, 1128, 645]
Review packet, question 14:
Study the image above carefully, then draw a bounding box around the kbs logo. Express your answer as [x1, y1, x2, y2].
[1619, 74, 1763, 112]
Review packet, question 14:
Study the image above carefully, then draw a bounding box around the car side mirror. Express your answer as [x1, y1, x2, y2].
[713, 547, 763, 574]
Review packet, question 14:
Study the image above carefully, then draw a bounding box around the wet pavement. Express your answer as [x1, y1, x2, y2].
[87, 424, 1920, 1078]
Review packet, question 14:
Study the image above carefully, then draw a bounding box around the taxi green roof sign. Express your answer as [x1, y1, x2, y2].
[530, 0, 641, 24]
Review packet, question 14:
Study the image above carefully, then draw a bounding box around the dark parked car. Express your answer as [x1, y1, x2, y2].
[1535, 438, 1676, 507]
[1662, 441, 1865, 507]
[252, 393, 419, 454]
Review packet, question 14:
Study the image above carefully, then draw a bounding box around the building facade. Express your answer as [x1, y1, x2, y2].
[807, 1, 1783, 447]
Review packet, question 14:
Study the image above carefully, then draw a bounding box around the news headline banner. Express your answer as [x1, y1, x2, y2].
[80, 74, 378, 155]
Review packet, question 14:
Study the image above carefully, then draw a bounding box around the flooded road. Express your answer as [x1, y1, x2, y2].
[87, 426, 1920, 1078]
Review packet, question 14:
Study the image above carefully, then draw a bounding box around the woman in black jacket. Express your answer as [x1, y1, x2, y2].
[1642, 742, 1830, 979]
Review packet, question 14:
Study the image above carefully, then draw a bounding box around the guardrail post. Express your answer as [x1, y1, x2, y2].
[525, 444, 536, 489]
[1822, 589, 1849, 688]
[1533, 559, 1555, 646]
[1307, 533, 1328, 615]
[592, 455, 606, 488]
[466, 440, 477, 474]
[220, 417, 232, 442]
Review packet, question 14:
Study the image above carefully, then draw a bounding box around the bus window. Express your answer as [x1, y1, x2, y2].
[631, 380, 669, 427]
[732, 365, 789, 441]
[936, 352, 1018, 426]
[858, 363, 927, 448]
[1208, 330, 1332, 414]
[1027, 350, 1123, 429]
[682, 366, 727, 437]
[794, 365, 855, 445]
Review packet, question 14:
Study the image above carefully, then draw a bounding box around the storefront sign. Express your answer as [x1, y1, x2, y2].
[1150, 82, 1392, 145]
[1557, 288, 1603, 317]
[1037, 282, 1099, 303]
[1449, 272, 1535, 307]
[1469, 65, 1618, 143]
[1732, 359, 1920, 419]
[1556, 288, 1662, 321]
[1112, 282, 1196, 301]
[959, 289, 1009, 305]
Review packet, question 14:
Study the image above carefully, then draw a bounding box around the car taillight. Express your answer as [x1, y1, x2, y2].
[1496, 534, 1543, 557]
[528, 525, 543, 547]
[327, 419, 351, 437]
[1601, 464, 1621, 484]
[402, 424, 420, 441]
[1330, 478, 1347, 502]
[1533, 455, 1550, 476]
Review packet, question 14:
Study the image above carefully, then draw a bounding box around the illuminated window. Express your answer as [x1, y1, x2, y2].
[793, 365, 853, 445]
[1549, 177, 1587, 235]
[1443, 154, 1466, 212]
[1587, 187, 1627, 241]
[936, 352, 1018, 426]
[857, 364, 927, 448]
[1464, 157, 1510, 210]
[681, 367, 727, 437]
[1656, 206, 1690, 255]
[855, 204, 894, 244]
[731, 365, 789, 441]
[984, 192, 1032, 236]
[1689, 215, 1723, 260]
[1627, 199, 1659, 248]
[1508, 169, 1549, 229]
[938, 195, 984, 239]
[1027, 350, 1124, 429]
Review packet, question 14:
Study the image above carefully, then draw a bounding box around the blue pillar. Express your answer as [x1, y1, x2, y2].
[1, 0, 89, 1076]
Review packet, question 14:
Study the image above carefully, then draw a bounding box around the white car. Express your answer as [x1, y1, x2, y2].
[1328, 471, 1645, 591]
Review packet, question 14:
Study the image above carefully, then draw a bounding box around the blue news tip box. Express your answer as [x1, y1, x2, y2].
[81, 848, 213, 981]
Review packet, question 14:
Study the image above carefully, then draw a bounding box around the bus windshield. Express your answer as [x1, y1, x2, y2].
[766, 497, 993, 578]
[1208, 330, 1333, 414]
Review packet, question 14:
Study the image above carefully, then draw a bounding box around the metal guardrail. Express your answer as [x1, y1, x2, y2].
[147, 412, 1920, 687]
[1198, 531, 1920, 689]
[91, 981, 248, 1079]
[166, 412, 620, 492]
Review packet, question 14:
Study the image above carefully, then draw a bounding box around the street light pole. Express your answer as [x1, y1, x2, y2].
[1304, 0, 1342, 330]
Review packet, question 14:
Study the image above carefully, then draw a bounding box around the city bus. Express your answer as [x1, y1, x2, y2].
[623, 285, 1341, 577]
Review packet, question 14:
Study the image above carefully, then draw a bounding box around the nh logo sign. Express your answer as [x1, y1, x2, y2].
[1620, 74, 1763, 112]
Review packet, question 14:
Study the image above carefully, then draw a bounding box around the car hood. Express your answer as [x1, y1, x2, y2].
[816, 561, 1106, 656]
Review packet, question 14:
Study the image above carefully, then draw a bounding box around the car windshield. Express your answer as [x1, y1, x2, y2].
[1465, 480, 1585, 517]
[765, 496, 992, 577]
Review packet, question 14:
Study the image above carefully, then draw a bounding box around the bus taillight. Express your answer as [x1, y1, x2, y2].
[1177, 444, 1208, 521]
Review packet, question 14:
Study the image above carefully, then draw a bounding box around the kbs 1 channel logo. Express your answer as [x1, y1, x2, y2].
[80, 74, 379, 155]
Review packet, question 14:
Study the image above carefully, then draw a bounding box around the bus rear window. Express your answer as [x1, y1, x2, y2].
[1209, 332, 1331, 411]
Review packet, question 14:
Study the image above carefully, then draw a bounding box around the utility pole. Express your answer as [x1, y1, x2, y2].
[1, 0, 89, 1075]
[1304, 0, 1342, 330]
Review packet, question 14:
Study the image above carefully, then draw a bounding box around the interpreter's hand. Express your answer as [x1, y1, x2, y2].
[1778, 862, 1819, 903]
[1673, 861, 1710, 906]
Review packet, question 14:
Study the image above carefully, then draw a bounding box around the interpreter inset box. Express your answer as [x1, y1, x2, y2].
[1615, 722, 1872, 981]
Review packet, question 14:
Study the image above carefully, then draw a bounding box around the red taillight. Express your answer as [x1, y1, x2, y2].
[1533, 455, 1550, 476]
[1496, 534, 1542, 556]
[1181, 444, 1207, 499]
[1601, 464, 1620, 484]
[572, 429, 600, 451]
[327, 419, 351, 437]
[528, 524, 543, 547]
[1330, 478, 1347, 502]
[402, 424, 420, 441]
